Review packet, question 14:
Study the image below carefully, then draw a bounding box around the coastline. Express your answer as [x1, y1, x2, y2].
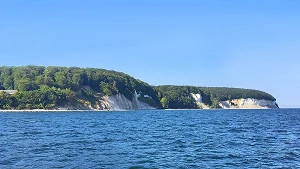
[0, 107, 281, 112]
[0, 109, 110, 112]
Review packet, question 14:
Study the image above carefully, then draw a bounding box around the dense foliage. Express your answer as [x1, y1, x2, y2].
[155, 86, 198, 109]
[0, 66, 276, 109]
[0, 66, 159, 109]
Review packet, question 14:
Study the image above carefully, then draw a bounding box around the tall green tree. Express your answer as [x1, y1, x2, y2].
[160, 97, 169, 109]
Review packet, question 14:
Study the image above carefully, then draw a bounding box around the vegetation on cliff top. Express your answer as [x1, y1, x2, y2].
[0, 66, 276, 109]
[154, 85, 276, 109]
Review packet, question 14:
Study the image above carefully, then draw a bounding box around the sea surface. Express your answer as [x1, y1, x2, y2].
[0, 109, 299, 169]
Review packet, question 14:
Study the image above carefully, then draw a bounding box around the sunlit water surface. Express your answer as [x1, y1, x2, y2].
[0, 109, 299, 168]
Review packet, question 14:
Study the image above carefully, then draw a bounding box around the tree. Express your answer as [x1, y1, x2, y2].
[14, 78, 34, 91]
[54, 72, 68, 88]
[100, 82, 113, 96]
[160, 97, 168, 109]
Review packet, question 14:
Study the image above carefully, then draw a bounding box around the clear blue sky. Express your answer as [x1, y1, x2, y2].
[1, 0, 299, 108]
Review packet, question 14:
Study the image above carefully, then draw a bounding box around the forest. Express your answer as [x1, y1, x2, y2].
[0, 66, 276, 109]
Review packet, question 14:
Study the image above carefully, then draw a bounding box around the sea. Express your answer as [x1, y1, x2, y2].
[0, 109, 299, 169]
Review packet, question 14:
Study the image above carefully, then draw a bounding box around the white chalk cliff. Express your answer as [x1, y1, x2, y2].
[219, 98, 278, 109]
[67, 92, 277, 110]
[100, 92, 155, 110]
[191, 93, 210, 109]
[191, 93, 278, 109]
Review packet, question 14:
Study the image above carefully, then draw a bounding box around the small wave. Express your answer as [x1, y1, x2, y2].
[128, 166, 153, 169]
[23, 131, 43, 135]
[0, 159, 14, 165]
[227, 128, 247, 133]
[227, 153, 243, 159]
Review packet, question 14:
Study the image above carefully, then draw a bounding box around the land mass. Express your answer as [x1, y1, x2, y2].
[0, 66, 278, 110]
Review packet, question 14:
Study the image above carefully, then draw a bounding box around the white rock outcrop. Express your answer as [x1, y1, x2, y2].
[219, 98, 278, 109]
[191, 93, 202, 102]
[100, 93, 155, 110]
[191, 93, 278, 109]
[191, 93, 210, 109]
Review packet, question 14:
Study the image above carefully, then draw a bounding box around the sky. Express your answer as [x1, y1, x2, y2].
[0, 0, 299, 108]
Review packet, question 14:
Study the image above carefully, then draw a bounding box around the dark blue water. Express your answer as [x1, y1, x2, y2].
[0, 109, 299, 169]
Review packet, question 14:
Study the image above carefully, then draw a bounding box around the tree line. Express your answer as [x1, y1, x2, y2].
[0, 66, 160, 109]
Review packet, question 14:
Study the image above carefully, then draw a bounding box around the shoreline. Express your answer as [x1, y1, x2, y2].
[0, 109, 112, 112]
[0, 107, 285, 112]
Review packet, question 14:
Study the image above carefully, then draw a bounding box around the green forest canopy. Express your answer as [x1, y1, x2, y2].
[0, 66, 276, 109]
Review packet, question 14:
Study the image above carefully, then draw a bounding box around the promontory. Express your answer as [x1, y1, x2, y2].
[0, 66, 278, 110]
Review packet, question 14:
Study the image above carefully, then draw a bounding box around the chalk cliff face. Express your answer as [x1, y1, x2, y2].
[64, 93, 278, 110]
[191, 93, 210, 109]
[191, 93, 279, 109]
[219, 98, 278, 109]
[100, 93, 156, 110]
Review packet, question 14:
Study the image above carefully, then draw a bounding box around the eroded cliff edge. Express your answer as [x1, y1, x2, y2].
[100, 92, 155, 110]
[61, 92, 278, 111]
[191, 93, 279, 109]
